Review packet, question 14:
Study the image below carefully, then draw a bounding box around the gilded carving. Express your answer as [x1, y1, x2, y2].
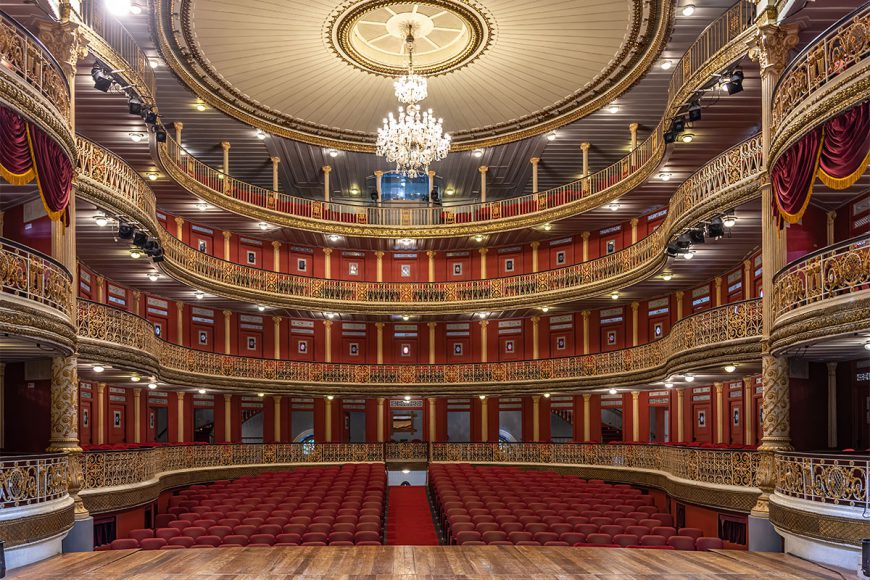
[760, 354, 791, 452]
[48, 355, 81, 452]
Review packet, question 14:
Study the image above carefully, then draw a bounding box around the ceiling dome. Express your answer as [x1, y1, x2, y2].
[157, 0, 671, 150]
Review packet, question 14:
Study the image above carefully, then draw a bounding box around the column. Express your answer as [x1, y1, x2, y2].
[715, 382, 724, 443]
[676, 388, 685, 442]
[223, 230, 231, 260]
[323, 248, 332, 278]
[629, 122, 638, 150]
[96, 275, 104, 303]
[375, 251, 384, 282]
[223, 310, 232, 354]
[631, 302, 639, 347]
[48, 356, 82, 451]
[322, 165, 331, 203]
[133, 388, 142, 443]
[631, 391, 640, 442]
[130, 291, 140, 316]
[530, 157, 540, 193]
[581, 231, 590, 261]
[580, 143, 590, 177]
[478, 166, 488, 203]
[582, 394, 591, 441]
[480, 397, 488, 441]
[428, 322, 437, 364]
[581, 311, 590, 354]
[630, 218, 638, 244]
[826, 211, 836, 246]
[744, 259, 753, 299]
[427, 170, 436, 206]
[374, 170, 383, 205]
[714, 276, 723, 307]
[531, 316, 540, 360]
[324, 397, 332, 442]
[271, 156, 280, 191]
[176, 302, 185, 345]
[273, 316, 282, 360]
[272, 241, 281, 272]
[177, 392, 185, 442]
[221, 141, 231, 192]
[530, 241, 540, 273]
[675, 291, 684, 320]
[224, 394, 233, 442]
[174, 216, 184, 238]
[323, 320, 333, 363]
[428, 398, 437, 441]
[377, 397, 385, 442]
[94, 382, 105, 445]
[532, 396, 541, 441]
[479, 320, 489, 363]
[273, 396, 282, 442]
[478, 248, 488, 278]
[427, 251, 436, 282]
[375, 323, 384, 364]
[174, 121, 183, 146]
[827, 362, 837, 449]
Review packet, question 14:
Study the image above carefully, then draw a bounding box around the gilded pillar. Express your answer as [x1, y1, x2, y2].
[581, 310, 590, 354]
[530, 241, 540, 273]
[714, 276, 723, 307]
[377, 397, 385, 442]
[428, 322, 437, 364]
[224, 394, 233, 443]
[826, 211, 836, 246]
[531, 316, 540, 360]
[743, 376, 754, 445]
[177, 392, 186, 442]
[744, 259, 753, 299]
[580, 142, 590, 177]
[132, 290, 141, 316]
[827, 362, 837, 449]
[631, 302, 639, 347]
[479, 166, 488, 203]
[221, 141, 231, 192]
[427, 170, 436, 206]
[0, 363, 4, 449]
[48, 356, 81, 451]
[676, 388, 685, 442]
[582, 394, 591, 441]
[675, 291, 684, 320]
[374, 170, 384, 205]
[273, 316, 282, 360]
[530, 157, 540, 193]
[95, 275, 104, 303]
[427, 251, 436, 282]
[133, 388, 142, 444]
[174, 216, 184, 239]
[223, 310, 232, 354]
[323, 320, 333, 363]
[629, 122, 638, 150]
[479, 320, 489, 363]
[478, 247, 488, 279]
[375, 251, 384, 282]
[223, 230, 231, 260]
[375, 322, 384, 364]
[532, 395, 540, 442]
[94, 382, 105, 446]
[631, 391, 640, 442]
[324, 397, 332, 442]
[428, 398, 437, 441]
[630, 218, 638, 244]
[581, 231, 590, 262]
[715, 382, 724, 443]
[480, 397, 488, 441]
[760, 356, 791, 451]
[273, 396, 282, 442]
[323, 248, 332, 279]
[176, 302, 185, 345]
[322, 165, 331, 203]
[272, 241, 281, 272]
[174, 122, 183, 150]
[271, 156, 280, 191]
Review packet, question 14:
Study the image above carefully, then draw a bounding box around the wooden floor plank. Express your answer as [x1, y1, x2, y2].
[8, 546, 847, 579]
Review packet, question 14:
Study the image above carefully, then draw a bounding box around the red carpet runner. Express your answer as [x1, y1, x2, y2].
[385, 486, 441, 545]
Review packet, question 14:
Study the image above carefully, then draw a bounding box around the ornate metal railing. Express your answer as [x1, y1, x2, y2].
[76, 443, 385, 490]
[432, 443, 759, 488]
[156, 1, 755, 237]
[0, 453, 69, 508]
[385, 442, 429, 462]
[772, 3, 870, 133]
[0, 10, 70, 121]
[775, 452, 870, 508]
[77, 298, 762, 390]
[74, 0, 156, 100]
[157, 135, 762, 313]
[0, 237, 73, 318]
[772, 234, 870, 319]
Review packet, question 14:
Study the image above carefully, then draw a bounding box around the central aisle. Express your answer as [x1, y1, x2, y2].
[385, 486, 441, 545]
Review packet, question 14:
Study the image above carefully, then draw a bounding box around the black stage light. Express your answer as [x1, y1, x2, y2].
[431, 186, 440, 202]
[672, 117, 685, 133]
[133, 231, 148, 248]
[725, 69, 744, 95]
[664, 130, 677, 144]
[118, 223, 135, 240]
[707, 217, 725, 239]
[370, 190, 378, 201]
[675, 234, 691, 250]
[688, 227, 706, 245]
[142, 107, 158, 124]
[154, 126, 167, 143]
[151, 248, 164, 263]
[144, 239, 160, 255]
[666, 243, 680, 257]
[688, 101, 702, 122]
[91, 64, 112, 92]
[128, 95, 142, 115]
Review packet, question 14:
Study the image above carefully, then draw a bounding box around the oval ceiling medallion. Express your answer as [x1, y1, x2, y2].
[328, 1, 493, 77]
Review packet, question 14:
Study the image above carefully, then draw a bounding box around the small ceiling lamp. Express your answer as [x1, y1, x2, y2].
[129, 132, 145, 143]
[326, 395, 334, 401]
[94, 214, 109, 227]
[194, 290, 205, 300]
[541, 306, 550, 313]
[92, 364, 105, 373]
[473, 234, 484, 242]
[607, 103, 620, 114]
[325, 312, 337, 319]
[661, 272, 673, 281]
[129, 248, 143, 259]
[257, 305, 266, 312]
[660, 60, 673, 70]
[148, 382, 157, 389]
[664, 382, 674, 389]
[196, 201, 208, 211]
[659, 172, 672, 181]
[195, 101, 207, 112]
[401, 314, 410, 321]
[610, 291, 620, 300]
[723, 215, 738, 228]
[258, 222, 269, 230]
[403, 395, 411, 401]
[685, 374, 695, 382]
[543, 223, 552, 231]
[147, 172, 158, 181]
[680, 134, 694, 144]
[256, 129, 267, 140]
[130, 375, 141, 382]
[543, 393, 551, 398]
[147, 271, 159, 281]
[547, 130, 558, 141]
[608, 388, 618, 395]
[682, 250, 695, 260]
[472, 149, 484, 158]
[198, 388, 207, 394]
[724, 364, 737, 373]
[257, 392, 265, 397]
[479, 395, 486, 400]
[327, 148, 339, 158]
[328, 234, 341, 242]
[682, 4, 696, 16]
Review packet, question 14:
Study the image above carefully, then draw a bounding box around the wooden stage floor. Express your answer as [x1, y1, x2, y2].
[9, 546, 849, 579]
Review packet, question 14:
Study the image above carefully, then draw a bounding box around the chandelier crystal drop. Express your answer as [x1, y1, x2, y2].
[376, 26, 450, 178]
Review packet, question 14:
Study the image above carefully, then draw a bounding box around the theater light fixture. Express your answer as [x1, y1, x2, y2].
[258, 392, 265, 397]
[682, 3, 696, 16]
[479, 395, 486, 400]
[147, 272, 159, 281]
[325, 312, 337, 319]
[473, 148, 484, 158]
[608, 388, 618, 395]
[607, 202, 620, 211]
[328, 234, 341, 242]
[92, 365, 105, 373]
[402, 468, 411, 474]
[94, 214, 109, 227]
[543, 393, 551, 398]
[445, 187, 455, 196]
[106, 0, 133, 16]
[724, 364, 737, 373]
[130, 375, 141, 382]
[473, 234, 484, 242]
[476, 312, 489, 319]
[685, 374, 695, 382]
[257, 305, 266, 312]
[659, 172, 672, 181]
[660, 60, 673, 70]
[401, 314, 410, 321]
[128, 132, 145, 143]
[195, 101, 207, 112]
[680, 134, 694, 144]
[403, 395, 411, 401]
[665, 383, 674, 388]
[258, 222, 269, 230]
[607, 103, 619, 114]
[864, 341, 870, 351]
[129, 248, 143, 259]
[547, 131, 558, 141]
[542, 223, 552, 231]
[682, 250, 695, 260]
[610, 291, 620, 300]
[541, 306, 550, 313]
[148, 383, 157, 389]
[91, 64, 113, 92]
[147, 172, 158, 181]
[327, 395, 334, 400]
[723, 215, 738, 228]
[194, 290, 205, 300]
[196, 202, 208, 211]
[661, 272, 673, 281]
[256, 129, 267, 140]
[198, 389, 207, 394]
[327, 149, 339, 158]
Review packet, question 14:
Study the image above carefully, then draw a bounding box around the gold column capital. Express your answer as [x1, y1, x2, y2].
[631, 390, 640, 400]
[174, 121, 184, 132]
[675, 290, 684, 299]
[582, 393, 592, 401]
[478, 247, 488, 255]
[374, 250, 384, 257]
[222, 230, 231, 240]
[530, 240, 540, 249]
[427, 321, 437, 329]
[581, 231, 590, 240]
[426, 250, 436, 257]
[375, 322, 385, 329]
[224, 393, 233, 402]
[427, 170, 436, 178]
[581, 310, 590, 320]
[580, 142, 590, 152]
[630, 301, 639, 312]
[323, 320, 333, 328]
[176, 301, 184, 312]
[749, 12, 800, 78]
[271, 240, 281, 249]
[530, 157, 540, 166]
[479, 320, 489, 328]
[630, 217, 639, 227]
[530, 316, 540, 324]
[478, 165, 489, 174]
[270, 156, 280, 165]
[322, 165, 332, 174]
[95, 382, 105, 394]
[220, 140, 231, 151]
[323, 248, 333, 255]
[177, 391, 186, 400]
[374, 170, 384, 177]
[222, 309, 232, 320]
[174, 216, 184, 226]
[272, 316, 283, 325]
[628, 122, 638, 132]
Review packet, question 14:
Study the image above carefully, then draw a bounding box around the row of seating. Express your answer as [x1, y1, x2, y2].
[101, 464, 386, 549]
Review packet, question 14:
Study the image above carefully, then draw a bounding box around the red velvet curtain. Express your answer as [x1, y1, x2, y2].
[0, 105, 72, 222]
[771, 127, 823, 226]
[818, 100, 870, 189]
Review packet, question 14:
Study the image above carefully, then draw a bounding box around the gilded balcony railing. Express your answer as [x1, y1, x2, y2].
[0, 453, 69, 508]
[0, 10, 70, 122]
[431, 443, 759, 488]
[74, 0, 156, 100]
[385, 442, 429, 462]
[772, 3, 870, 134]
[158, 135, 761, 313]
[0, 237, 73, 318]
[77, 298, 761, 390]
[77, 443, 385, 491]
[775, 452, 870, 508]
[772, 234, 870, 319]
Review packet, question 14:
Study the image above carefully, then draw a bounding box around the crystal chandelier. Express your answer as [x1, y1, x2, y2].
[376, 27, 451, 178]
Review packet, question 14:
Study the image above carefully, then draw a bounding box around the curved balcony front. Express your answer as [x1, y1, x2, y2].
[75, 133, 762, 314]
[0, 10, 74, 163]
[76, 297, 762, 396]
[770, 3, 870, 168]
[770, 233, 870, 354]
[0, 237, 76, 354]
[152, 1, 756, 238]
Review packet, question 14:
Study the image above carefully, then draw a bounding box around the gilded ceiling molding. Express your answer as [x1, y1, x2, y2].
[152, 0, 672, 151]
[76, 297, 763, 396]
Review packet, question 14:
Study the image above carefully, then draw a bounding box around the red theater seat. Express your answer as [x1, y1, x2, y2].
[612, 534, 639, 547]
[639, 535, 667, 546]
[110, 539, 139, 550]
[168, 536, 195, 548]
[695, 537, 724, 551]
[195, 536, 222, 547]
[678, 527, 704, 540]
[667, 536, 697, 551]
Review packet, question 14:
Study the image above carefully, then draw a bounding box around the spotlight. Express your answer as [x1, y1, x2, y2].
[327, 149, 339, 158]
[370, 190, 378, 201]
[688, 227, 705, 245]
[401, 314, 410, 321]
[547, 131, 557, 141]
[128, 132, 145, 143]
[148, 383, 157, 389]
[664, 130, 677, 144]
[607, 103, 619, 114]
[129, 248, 142, 259]
[154, 126, 167, 143]
[723, 215, 737, 228]
[91, 64, 113, 92]
[150, 248, 164, 263]
[472, 148, 484, 158]
[118, 223, 135, 240]
[675, 234, 691, 250]
[707, 217, 725, 239]
[194, 290, 205, 300]
[130, 375, 141, 382]
[129, 3, 142, 14]
[144, 239, 160, 256]
[195, 102, 207, 112]
[147, 272, 159, 281]
[94, 214, 109, 227]
[680, 134, 694, 144]
[93, 365, 105, 373]
[723, 69, 744, 95]
[688, 101, 702, 122]
[431, 186, 440, 202]
[128, 95, 142, 115]
[685, 374, 695, 382]
[198, 388, 207, 394]
[682, 4, 695, 16]
[661, 272, 673, 281]
[141, 107, 157, 124]
[256, 129, 267, 140]
[610, 291, 620, 300]
[608, 388, 618, 395]
[724, 364, 737, 373]
[660, 60, 673, 70]
[132, 232, 148, 248]
[257, 305, 266, 312]
[672, 117, 685, 133]
[258, 222, 269, 230]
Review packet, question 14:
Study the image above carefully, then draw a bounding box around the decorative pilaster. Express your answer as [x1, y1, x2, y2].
[223, 310, 232, 354]
[271, 156, 280, 191]
[375, 251, 384, 282]
[631, 302, 639, 346]
[177, 392, 186, 442]
[427, 322, 437, 364]
[176, 302, 185, 345]
[479, 320, 489, 363]
[174, 216, 184, 239]
[743, 259, 753, 299]
[323, 248, 332, 279]
[95, 275, 104, 303]
[374, 170, 383, 205]
[530, 241, 540, 273]
[478, 166, 488, 203]
[428, 397, 437, 441]
[582, 394, 591, 441]
[324, 397, 332, 442]
[221, 141, 231, 192]
[581, 231, 590, 262]
[133, 388, 142, 444]
[631, 391, 640, 441]
[581, 310, 590, 354]
[714, 276, 723, 307]
[224, 394, 233, 442]
[580, 142, 590, 177]
[377, 397, 385, 442]
[676, 388, 685, 442]
[427, 250, 436, 282]
[132, 290, 141, 316]
[375, 322, 384, 364]
[629, 123, 638, 149]
[273, 396, 282, 442]
[427, 170, 436, 205]
[826, 211, 836, 246]
[715, 382, 724, 443]
[273, 316, 282, 360]
[322, 165, 332, 203]
[48, 356, 81, 452]
[480, 397, 488, 441]
[675, 291, 684, 320]
[530, 157, 540, 193]
[323, 320, 333, 363]
[532, 396, 541, 441]
[478, 247, 488, 279]
[743, 376, 754, 445]
[272, 241, 281, 272]
[37, 14, 88, 130]
[531, 316, 540, 360]
[827, 362, 837, 449]
[630, 218, 638, 244]
[222, 230, 231, 260]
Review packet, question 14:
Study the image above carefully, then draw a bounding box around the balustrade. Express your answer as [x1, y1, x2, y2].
[775, 451, 870, 508]
[0, 238, 73, 318]
[0, 453, 69, 508]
